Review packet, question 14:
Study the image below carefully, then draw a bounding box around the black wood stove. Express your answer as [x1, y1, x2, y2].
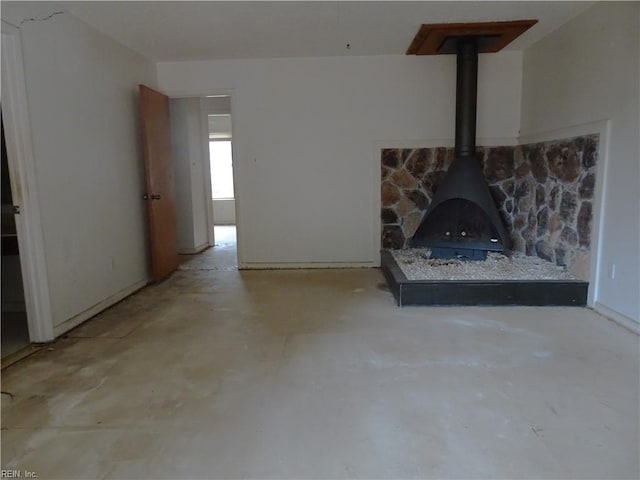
[409, 37, 510, 260]
[379, 20, 587, 307]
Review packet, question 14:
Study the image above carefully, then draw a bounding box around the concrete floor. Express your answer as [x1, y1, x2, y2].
[1, 226, 639, 479]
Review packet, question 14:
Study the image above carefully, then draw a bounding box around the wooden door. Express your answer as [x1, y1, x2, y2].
[139, 84, 179, 281]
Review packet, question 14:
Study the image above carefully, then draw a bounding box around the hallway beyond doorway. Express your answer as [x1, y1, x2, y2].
[179, 225, 237, 271]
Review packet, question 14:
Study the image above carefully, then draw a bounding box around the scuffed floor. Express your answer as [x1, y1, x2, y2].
[1, 230, 639, 479]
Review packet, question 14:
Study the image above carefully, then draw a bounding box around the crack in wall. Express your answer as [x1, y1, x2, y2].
[19, 11, 65, 26]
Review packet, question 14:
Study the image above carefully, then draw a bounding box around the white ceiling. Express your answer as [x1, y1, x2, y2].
[60, 1, 594, 62]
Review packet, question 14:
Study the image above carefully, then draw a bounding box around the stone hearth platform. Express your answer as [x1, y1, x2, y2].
[381, 250, 588, 307]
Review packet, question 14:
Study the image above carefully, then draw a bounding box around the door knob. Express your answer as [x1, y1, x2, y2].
[151, 194, 161, 200]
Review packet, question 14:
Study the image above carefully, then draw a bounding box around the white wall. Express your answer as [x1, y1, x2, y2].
[2, 3, 157, 333]
[213, 199, 236, 225]
[520, 2, 640, 324]
[158, 53, 522, 266]
[202, 96, 231, 115]
[170, 98, 210, 253]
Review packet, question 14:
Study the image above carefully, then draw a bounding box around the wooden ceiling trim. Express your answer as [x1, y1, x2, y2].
[406, 20, 538, 55]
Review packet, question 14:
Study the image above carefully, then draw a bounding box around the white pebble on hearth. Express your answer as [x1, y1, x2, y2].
[390, 249, 575, 281]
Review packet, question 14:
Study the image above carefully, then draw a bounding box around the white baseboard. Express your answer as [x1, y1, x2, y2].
[594, 302, 639, 334]
[239, 262, 376, 270]
[52, 278, 149, 337]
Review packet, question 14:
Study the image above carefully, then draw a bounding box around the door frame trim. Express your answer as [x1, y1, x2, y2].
[1, 20, 54, 342]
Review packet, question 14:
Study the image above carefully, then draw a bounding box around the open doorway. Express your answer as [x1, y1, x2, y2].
[208, 109, 237, 267]
[2, 21, 54, 346]
[170, 94, 239, 271]
[1, 113, 31, 359]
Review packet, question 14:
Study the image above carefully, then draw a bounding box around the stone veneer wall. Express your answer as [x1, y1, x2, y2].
[381, 134, 599, 280]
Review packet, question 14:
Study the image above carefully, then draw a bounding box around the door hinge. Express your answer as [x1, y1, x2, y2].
[13, 205, 20, 214]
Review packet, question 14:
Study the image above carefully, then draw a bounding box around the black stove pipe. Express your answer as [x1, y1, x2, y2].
[454, 38, 478, 158]
[408, 35, 511, 255]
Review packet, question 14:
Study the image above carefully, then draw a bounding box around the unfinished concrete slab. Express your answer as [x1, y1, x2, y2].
[1, 252, 638, 478]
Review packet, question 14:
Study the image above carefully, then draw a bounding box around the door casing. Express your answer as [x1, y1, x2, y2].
[1, 20, 54, 342]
